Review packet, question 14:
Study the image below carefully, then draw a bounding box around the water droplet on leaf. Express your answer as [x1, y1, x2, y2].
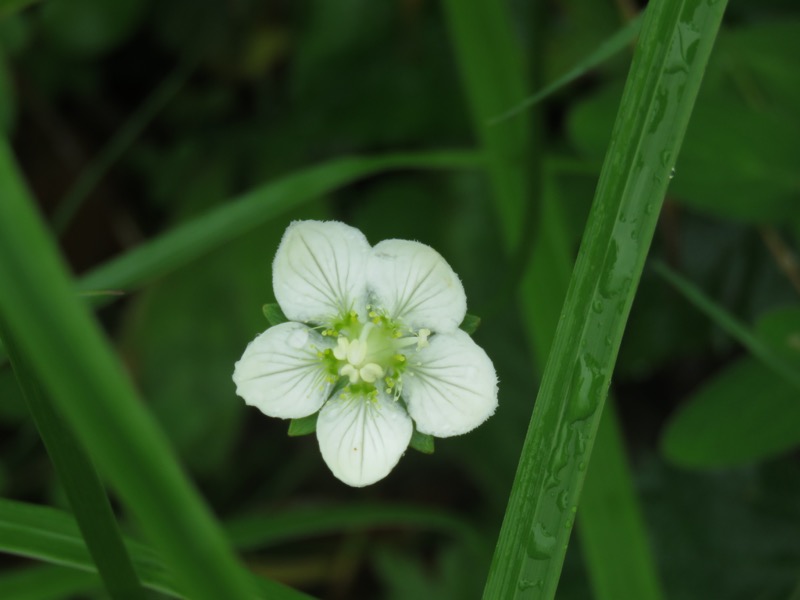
[527, 522, 556, 560]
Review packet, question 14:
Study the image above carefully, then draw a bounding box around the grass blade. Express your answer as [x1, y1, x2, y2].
[0, 565, 101, 600]
[489, 14, 643, 124]
[440, 0, 530, 251]
[483, 1, 728, 597]
[0, 498, 313, 600]
[225, 504, 482, 553]
[78, 151, 481, 294]
[443, 0, 664, 596]
[0, 138, 259, 599]
[578, 403, 664, 599]
[653, 260, 800, 391]
[0, 325, 146, 599]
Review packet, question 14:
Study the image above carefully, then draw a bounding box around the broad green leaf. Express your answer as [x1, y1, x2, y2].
[568, 21, 800, 224]
[662, 358, 800, 467]
[484, 1, 728, 597]
[0, 326, 146, 599]
[661, 304, 800, 468]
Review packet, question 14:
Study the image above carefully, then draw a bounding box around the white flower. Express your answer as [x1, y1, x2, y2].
[233, 220, 498, 487]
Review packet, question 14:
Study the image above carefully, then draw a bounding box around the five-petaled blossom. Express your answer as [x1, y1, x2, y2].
[232, 220, 498, 487]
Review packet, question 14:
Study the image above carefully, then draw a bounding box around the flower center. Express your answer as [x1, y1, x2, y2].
[333, 323, 386, 384]
[322, 309, 430, 396]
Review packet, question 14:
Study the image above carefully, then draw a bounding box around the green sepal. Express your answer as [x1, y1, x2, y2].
[262, 303, 288, 326]
[459, 314, 481, 335]
[409, 429, 434, 454]
[288, 412, 318, 437]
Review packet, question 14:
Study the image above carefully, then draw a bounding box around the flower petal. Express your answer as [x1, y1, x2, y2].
[233, 322, 334, 419]
[402, 329, 497, 437]
[317, 390, 413, 487]
[273, 220, 370, 324]
[367, 239, 466, 332]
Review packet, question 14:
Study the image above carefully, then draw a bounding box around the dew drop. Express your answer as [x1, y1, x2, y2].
[527, 522, 556, 560]
[288, 328, 310, 349]
[669, 167, 676, 179]
[577, 433, 587, 454]
[519, 579, 536, 591]
[578, 461, 587, 471]
[591, 299, 604, 314]
[556, 489, 569, 511]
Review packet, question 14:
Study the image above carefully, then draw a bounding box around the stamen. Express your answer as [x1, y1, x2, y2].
[333, 337, 349, 360]
[417, 328, 431, 350]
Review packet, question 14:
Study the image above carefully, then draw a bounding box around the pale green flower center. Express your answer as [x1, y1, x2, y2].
[320, 308, 430, 396]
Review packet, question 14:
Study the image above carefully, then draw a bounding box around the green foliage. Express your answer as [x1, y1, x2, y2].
[409, 429, 435, 454]
[484, 0, 729, 596]
[288, 413, 318, 437]
[458, 314, 481, 335]
[0, 326, 145, 598]
[1, 0, 799, 598]
[39, 0, 147, 57]
[263, 302, 289, 326]
[568, 20, 800, 224]
[662, 358, 800, 467]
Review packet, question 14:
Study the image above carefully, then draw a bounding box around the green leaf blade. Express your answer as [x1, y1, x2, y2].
[653, 262, 800, 391]
[483, 1, 729, 597]
[0, 139, 258, 600]
[662, 358, 800, 468]
[0, 498, 314, 600]
[0, 325, 147, 599]
[77, 151, 482, 296]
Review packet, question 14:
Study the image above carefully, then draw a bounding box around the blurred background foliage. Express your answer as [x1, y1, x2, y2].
[1, 0, 799, 598]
